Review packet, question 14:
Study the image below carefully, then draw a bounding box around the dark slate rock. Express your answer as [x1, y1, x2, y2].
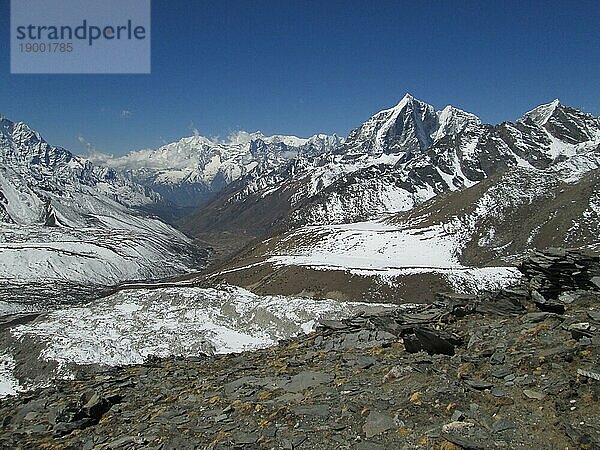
[404, 328, 456, 356]
[451, 410, 465, 422]
[343, 355, 377, 369]
[355, 442, 387, 450]
[232, 432, 258, 445]
[489, 351, 505, 365]
[465, 380, 493, 390]
[282, 371, 332, 393]
[523, 312, 562, 323]
[568, 322, 595, 340]
[291, 404, 330, 418]
[363, 410, 396, 438]
[587, 310, 600, 322]
[53, 418, 94, 437]
[491, 387, 508, 398]
[476, 297, 524, 316]
[490, 368, 513, 379]
[318, 319, 348, 330]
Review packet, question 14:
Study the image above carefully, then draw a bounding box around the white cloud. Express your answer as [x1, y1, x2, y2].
[120, 110, 133, 119]
[78, 135, 95, 151]
[77, 135, 112, 161]
[188, 121, 200, 136]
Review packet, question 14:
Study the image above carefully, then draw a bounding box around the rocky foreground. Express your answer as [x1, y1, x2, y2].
[1, 249, 600, 449]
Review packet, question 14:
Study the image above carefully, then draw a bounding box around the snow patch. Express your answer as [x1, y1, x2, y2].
[11, 285, 397, 369]
[0, 353, 22, 398]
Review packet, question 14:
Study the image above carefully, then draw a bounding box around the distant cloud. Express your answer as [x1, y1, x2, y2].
[78, 135, 112, 161]
[78, 135, 95, 151]
[120, 110, 133, 119]
[188, 121, 200, 136]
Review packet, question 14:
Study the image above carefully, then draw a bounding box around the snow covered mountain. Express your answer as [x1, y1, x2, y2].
[212, 142, 600, 303]
[182, 95, 600, 248]
[0, 116, 207, 312]
[338, 93, 481, 156]
[185, 96, 600, 301]
[290, 99, 600, 226]
[94, 131, 342, 220]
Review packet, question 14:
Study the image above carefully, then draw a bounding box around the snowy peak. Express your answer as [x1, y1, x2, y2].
[104, 130, 339, 176]
[220, 131, 308, 148]
[304, 100, 599, 225]
[92, 129, 341, 218]
[521, 100, 600, 144]
[0, 116, 76, 171]
[0, 114, 205, 302]
[522, 99, 561, 126]
[341, 94, 480, 156]
[434, 105, 481, 141]
[0, 114, 159, 212]
[388, 92, 418, 111]
[341, 94, 437, 155]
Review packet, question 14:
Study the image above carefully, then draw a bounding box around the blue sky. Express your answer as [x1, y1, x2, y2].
[1, 0, 598, 155]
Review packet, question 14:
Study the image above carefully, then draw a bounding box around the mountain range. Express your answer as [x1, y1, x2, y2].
[0, 116, 206, 312]
[1, 93, 599, 399]
[197, 96, 599, 302]
[1, 94, 599, 308]
[90, 131, 342, 221]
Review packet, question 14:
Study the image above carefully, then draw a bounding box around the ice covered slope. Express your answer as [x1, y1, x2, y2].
[0, 115, 206, 310]
[213, 145, 600, 303]
[2, 284, 397, 394]
[93, 131, 342, 218]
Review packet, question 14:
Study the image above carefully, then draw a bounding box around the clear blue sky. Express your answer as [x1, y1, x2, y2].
[1, 0, 598, 155]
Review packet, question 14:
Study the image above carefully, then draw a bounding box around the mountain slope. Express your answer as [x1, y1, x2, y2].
[182, 97, 600, 258]
[181, 95, 482, 245]
[208, 138, 600, 303]
[0, 116, 207, 312]
[290, 100, 600, 226]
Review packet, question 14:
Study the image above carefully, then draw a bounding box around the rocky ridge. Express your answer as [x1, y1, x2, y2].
[1, 248, 599, 449]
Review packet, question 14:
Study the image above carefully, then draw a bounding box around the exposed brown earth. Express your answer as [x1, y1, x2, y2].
[208, 261, 453, 304]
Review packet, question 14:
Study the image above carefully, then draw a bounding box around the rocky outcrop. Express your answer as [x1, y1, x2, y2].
[520, 248, 600, 298]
